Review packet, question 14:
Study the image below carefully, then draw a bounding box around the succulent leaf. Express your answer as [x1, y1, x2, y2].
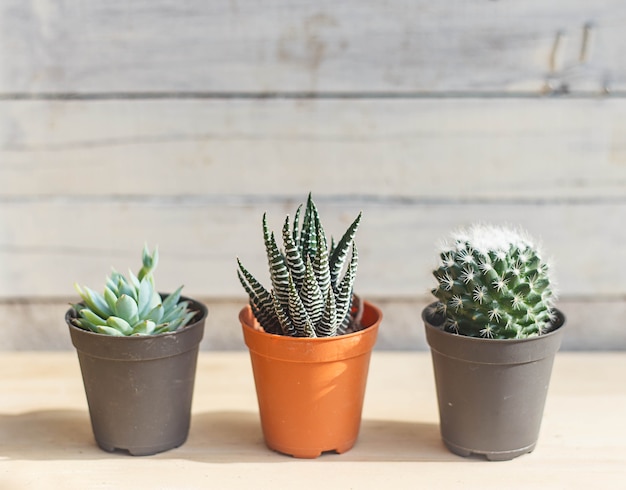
[71, 317, 99, 333]
[104, 287, 118, 312]
[173, 311, 197, 332]
[161, 302, 189, 324]
[128, 269, 141, 290]
[138, 243, 158, 282]
[96, 325, 126, 336]
[115, 295, 139, 324]
[162, 285, 183, 312]
[145, 304, 164, 324]
[71, 245, 193, 336]
[132, 319, 157, 335]
[79, 309, 107, 327]
[137, 279, 155, 317]
[106, 277, 119, 296]
[117, 279, 137, 301]
[106, 316, 133, 335]
[75, 285, 112, 319]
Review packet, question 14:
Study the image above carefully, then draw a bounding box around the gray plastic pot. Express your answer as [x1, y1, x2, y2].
[66, 296, 208, 456]
[422, 302, 565, 461]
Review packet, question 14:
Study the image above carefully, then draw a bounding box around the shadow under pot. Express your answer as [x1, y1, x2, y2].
[66, 296, 208, 456]
[422, 302, 565, 461]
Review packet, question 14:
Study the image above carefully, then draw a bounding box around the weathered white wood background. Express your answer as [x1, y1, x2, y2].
[1, 1, 625, 350]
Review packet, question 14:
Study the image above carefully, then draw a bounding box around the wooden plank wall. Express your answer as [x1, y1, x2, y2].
[1, 1, 625, 350]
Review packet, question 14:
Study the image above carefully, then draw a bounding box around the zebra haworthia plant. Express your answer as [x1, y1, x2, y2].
[237, 194, 362, 338]
[71, 245, 195, 336]
[431, 225, 556, 339]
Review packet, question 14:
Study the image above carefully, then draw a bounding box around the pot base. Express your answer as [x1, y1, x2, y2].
[444, 439, 536, 462]
[96, 435, 188, 457]
[268, 439, 356, 459]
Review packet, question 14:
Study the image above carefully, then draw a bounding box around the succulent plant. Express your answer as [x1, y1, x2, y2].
[71, 245, 195, 336]
[431, 225, 556, 339]
[237, 194, 362, 337]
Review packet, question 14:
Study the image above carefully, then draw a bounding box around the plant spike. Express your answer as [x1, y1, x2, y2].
[317, 289, 337, 337]
[282, 216, 306, 290]
[336, 243, 358, 334]
[272, 291, 297, 337]
[299, 193, 318, 261]
[300, 257, 324, 328]
[312, 224, 331, 299]
[329, 236, 336, 260]
[237, 260, 281, 334]
[292, 204, 302, 248]
[329, 212, 362, 288]
[263, 216, 290, 313]
[237, 194, 362, 337]
[287, 275, 316, 337]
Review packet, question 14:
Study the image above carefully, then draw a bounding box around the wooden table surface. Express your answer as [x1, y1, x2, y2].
[1, 352, 625, 489]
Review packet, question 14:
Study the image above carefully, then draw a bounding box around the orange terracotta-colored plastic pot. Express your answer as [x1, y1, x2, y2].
[239, 301, 382, 458]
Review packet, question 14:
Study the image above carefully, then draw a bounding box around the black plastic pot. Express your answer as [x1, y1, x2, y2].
[66, 296, 208, 456]
[422, 302, 565, 461]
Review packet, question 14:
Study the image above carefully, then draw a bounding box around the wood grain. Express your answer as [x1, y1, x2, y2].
[1, 0, 623, 94]
[2, 1, 625, 351]
[2, 98, 626, 199]
[1, 199, 625, 298]
[1, 352, 625, 488]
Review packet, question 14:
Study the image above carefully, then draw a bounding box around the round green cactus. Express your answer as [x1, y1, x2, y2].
[431, 225, 556, 339]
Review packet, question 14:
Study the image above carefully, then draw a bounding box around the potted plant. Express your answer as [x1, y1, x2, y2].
[236, 193, 382, 458]
[65, 245, 208, 456]
[422, 224, 566, 461]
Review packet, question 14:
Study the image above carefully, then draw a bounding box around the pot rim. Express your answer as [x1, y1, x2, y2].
[239, 300, 382, 343]
[422, 302, 565, 364]
[239, 300, 382, 362]
[422, 301, 565, 344]
[66, 295, 208, 360]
